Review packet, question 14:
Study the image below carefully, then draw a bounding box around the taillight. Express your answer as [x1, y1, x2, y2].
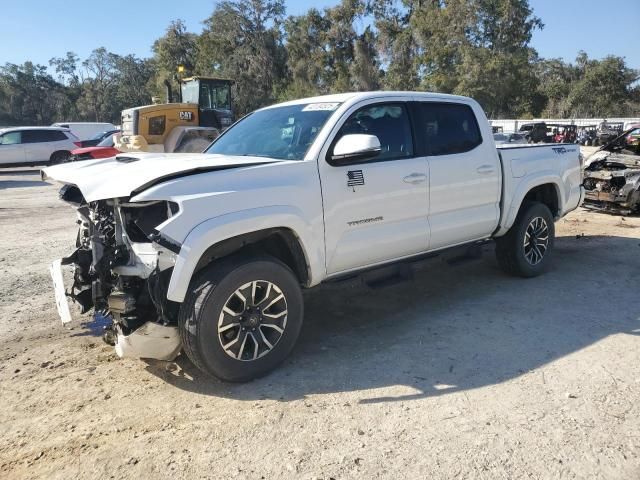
[73, 141, 82, 147]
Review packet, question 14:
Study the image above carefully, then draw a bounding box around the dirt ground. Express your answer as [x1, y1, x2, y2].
[0, 163, 639, 480]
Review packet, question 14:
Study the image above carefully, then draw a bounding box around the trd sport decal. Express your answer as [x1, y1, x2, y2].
[347, 170, 365, 187]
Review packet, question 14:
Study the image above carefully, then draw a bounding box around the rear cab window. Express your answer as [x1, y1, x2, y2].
[413, 102, 482, 156]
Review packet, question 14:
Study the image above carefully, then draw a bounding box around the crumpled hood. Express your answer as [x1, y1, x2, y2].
[42, 152, 278, 202]
[584, 150, 640, 170]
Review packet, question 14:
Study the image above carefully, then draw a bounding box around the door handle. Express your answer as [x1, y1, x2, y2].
[403, 173, 427, 184]
[476, 165, 495, 174]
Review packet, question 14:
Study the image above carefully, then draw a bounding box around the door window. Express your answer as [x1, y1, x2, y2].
[0, 132, 22, 145]
[22, 130, 67, 143]
[414, 103, 482, 156]
[148, 116, 166, 135]
[334, 103, 414, 162]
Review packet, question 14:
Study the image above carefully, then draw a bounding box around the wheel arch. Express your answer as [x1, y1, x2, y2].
[49, 150, 71, 162]
[165, 208, 321, 303]
[521, 183, 560, 216]
[192, 228, 310, 286]
[499, 178, 563, 235]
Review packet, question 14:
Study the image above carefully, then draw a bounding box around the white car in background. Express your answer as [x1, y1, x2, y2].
[493, 131, 528, 145]
[0, 127, 80, 167]
[51, 122, 117, 141]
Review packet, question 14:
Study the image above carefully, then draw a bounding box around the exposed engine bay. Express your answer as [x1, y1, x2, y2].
[57, 184, 182, 360]
[583, 131, 640, 214]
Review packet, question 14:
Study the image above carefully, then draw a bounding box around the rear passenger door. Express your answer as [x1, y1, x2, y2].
[23, 130, 68, 163]
[412, 101, 501, 250]
[22, 130, 52, 162]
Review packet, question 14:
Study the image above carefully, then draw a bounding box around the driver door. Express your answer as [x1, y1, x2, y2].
[318, 100, 430, 275]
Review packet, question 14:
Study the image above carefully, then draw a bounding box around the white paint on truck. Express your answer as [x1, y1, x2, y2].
[43, 91, 584, 380]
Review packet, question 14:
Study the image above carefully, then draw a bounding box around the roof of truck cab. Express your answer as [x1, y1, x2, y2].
[263, 91, 475, 110]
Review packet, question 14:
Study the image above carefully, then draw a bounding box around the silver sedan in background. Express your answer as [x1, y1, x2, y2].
[493, 132, 528, 145]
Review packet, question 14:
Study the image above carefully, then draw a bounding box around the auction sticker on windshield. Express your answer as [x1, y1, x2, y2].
[302, 103, 340, 112]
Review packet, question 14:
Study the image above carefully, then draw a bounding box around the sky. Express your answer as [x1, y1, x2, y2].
[0, 0, 638, 70]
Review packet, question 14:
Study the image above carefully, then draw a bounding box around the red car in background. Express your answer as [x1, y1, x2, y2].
[551, 124, 577, 143]
[70, 132, 121, 161]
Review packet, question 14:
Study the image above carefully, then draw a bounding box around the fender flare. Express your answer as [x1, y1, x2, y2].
[165, 205, 323, 302]
[499, 174, 564, 234]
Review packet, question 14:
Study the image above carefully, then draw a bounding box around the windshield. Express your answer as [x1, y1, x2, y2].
[181, 80, 232, 110]
[182, 81, 199, 104]
[205, 103, 340, 160]
[90, 131, 107, 140]
[97, 134, 115, 147]
[199, 83, 230, 110]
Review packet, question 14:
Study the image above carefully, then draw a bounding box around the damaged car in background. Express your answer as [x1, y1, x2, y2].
[583, 126, 640, 214]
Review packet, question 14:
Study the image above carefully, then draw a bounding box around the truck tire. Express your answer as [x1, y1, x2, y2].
[495, 202, 555, 278]
[178, 255, 303, 382]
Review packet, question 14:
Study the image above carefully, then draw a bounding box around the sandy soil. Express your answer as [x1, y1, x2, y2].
[0, 165, 639, 479]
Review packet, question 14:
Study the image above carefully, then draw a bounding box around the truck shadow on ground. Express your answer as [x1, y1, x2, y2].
[0, 169, 49, 189]
[144, 234, 640, 403]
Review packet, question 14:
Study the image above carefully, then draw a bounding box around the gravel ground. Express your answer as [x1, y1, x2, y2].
[0, 164, 639, 479]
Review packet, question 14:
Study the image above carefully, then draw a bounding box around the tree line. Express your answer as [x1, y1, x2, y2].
[1, 0, 638, 126]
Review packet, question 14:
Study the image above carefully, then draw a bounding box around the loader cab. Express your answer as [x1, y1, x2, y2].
[180, 77, 234, 130]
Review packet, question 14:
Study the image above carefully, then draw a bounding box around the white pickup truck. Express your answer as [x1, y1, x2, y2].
[43, 91, 584, 381]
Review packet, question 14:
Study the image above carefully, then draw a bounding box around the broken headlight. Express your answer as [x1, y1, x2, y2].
[120, 201, 179, 244]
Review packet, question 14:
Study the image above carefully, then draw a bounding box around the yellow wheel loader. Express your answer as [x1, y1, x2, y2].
[116, 77, 234, 154]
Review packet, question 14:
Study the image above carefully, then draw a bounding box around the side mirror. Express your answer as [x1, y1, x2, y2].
[330, 134, 381, 164]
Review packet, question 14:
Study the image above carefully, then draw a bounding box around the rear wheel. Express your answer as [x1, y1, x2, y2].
[178, 255, 303, 382]
[50, 151, 71, 164]
[495, 202, 555, 278]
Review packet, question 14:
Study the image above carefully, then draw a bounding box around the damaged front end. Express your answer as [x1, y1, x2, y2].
[583, 127, 640, 214]
[583, 155, 640, 214]
[55, 184, 182, 360]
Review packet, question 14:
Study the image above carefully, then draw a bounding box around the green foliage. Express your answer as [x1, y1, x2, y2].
[282, 8, 331, 98]
[371, 0, 419, 90]
[0, 62, 61, 125]
[152, 19, 199, 98]
[197, 0, 287, 115]
[566, 53, 639, 117]
[0, 0, 638, 126]
[281, 0, 380, 100]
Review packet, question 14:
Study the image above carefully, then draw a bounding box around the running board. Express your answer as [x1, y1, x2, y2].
[362, 264, 413, 289]
[323, 240, 490, 289]
[445, 244, 483, 266]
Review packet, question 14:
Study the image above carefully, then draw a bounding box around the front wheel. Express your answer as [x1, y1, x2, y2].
[178, 255, 303, 382]
[495, 202, 555, 277]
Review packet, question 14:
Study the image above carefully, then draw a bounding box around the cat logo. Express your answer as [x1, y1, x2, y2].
[179, 111, 194, 121]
